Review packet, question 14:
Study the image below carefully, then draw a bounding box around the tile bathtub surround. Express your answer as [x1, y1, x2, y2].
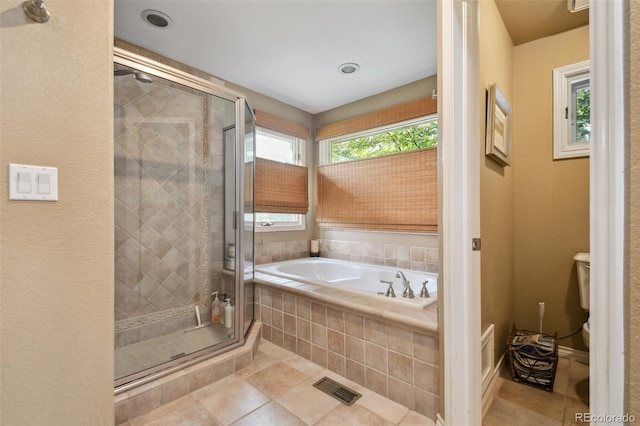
[319, 239, 439, 273]
[255, 284, 440, 419]
[255, 239, 310, 264]
[115, 323, 262, 425]
[255, 238, 439, 274]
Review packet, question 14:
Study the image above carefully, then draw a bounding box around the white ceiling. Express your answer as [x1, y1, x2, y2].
[114, 1, 438, 114]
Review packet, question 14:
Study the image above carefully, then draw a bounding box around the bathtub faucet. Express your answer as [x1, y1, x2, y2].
[396, 271, 415, 298]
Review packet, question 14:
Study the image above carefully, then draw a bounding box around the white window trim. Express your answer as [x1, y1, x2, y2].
[553, 60, 590, 159]
[255, 126, 305, 166]
[255, 213, 305, 233]
[318, 114, 437, 166]
[254, 126, 306, 232]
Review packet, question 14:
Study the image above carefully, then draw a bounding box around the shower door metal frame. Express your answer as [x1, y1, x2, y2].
[113, 48, 255, 392]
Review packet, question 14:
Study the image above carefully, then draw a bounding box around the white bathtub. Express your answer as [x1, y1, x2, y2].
[256, 257, 437, 308]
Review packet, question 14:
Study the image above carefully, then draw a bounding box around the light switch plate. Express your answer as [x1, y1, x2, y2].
[9, 163, 58, 201]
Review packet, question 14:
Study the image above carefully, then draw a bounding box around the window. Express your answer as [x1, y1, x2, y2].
[319, 116, 437, 165]
[254, 126, 306, 232]
[317, 115, 438, 233]
[553, 60, 590, 159]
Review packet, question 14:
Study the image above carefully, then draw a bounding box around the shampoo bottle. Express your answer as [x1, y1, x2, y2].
[211, 292, 221, 324]
[224, 298, 233, 329]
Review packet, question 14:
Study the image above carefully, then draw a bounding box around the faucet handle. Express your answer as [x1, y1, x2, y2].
[420, 280, 430, 298]
[380, 280, 396, 298]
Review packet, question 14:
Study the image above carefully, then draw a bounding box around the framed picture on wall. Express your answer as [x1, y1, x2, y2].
[485, 83, 512, 166]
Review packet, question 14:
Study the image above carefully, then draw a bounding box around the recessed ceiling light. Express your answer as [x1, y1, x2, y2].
[338, 63, 360, 74]
[141, 10, 173, 28]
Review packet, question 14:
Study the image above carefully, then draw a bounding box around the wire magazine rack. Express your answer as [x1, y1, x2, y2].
[507, 325, 559, 392]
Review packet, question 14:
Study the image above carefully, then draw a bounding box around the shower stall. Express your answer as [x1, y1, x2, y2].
[113, 48, 255, 389]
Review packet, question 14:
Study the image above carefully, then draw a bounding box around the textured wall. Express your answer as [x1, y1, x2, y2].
[512, 26, 590, 350]
[0, 1, 115, 424]
[628, 0, 640, 417]
[478, 0, 516, 365]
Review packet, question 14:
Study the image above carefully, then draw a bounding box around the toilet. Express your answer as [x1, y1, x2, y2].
[574, 252, 590, 348]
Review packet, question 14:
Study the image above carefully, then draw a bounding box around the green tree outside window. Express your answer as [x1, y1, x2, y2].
[331, 121, 438, 163]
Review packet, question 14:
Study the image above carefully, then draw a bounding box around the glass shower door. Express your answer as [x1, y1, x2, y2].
[114, 56, 255, 387]
[242, 102, 255, 336]
[223, 101, 255, 337]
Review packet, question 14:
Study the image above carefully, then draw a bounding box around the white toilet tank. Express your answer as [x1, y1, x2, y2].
[574, 252, 590, 311]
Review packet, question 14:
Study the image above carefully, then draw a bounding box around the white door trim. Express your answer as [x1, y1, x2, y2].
[589, 0, 626, 419]
[438, 0, 482, 424]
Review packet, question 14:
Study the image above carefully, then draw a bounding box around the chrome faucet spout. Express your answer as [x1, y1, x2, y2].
[396, 271, 415, 298]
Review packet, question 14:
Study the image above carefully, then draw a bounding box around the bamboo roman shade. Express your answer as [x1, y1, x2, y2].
[255, 157, 309, 214]
[316, 147, 437, 233]
[252, 111, 310, 214]
[315, 97, 437, 141]
[255, 110, 310, 140]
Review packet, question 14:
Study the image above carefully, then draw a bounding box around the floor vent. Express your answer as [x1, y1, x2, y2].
[313, 377, 362, 406]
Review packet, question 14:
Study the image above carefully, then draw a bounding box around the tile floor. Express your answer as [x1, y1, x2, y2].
[483, 357, 590, 425]
[118, 337, 589, 426]
[119, 340, 435, 426]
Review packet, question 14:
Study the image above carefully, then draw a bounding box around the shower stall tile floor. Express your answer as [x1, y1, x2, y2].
[118, 340, 435, 426]
[116, 325, 234, 380]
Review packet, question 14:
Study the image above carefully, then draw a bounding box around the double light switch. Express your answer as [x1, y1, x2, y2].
[9, 163, 58, 201]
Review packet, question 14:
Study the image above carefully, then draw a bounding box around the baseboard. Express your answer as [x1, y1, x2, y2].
[558, 344, 589, 363]
[481, 352, 506, 414]
[480, 324, 495, 396]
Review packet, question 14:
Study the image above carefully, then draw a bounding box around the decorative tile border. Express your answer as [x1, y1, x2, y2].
[255, 283, 440, 420]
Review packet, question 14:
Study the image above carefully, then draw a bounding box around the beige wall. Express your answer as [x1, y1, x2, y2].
[479, 0, 516, 362]
[0, 1, 115, 424]
[313, 76, 438, 128]
[628, 0, 640, 417]
[512, 26, 590, 350]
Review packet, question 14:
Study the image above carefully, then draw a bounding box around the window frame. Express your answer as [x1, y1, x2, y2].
[254, 126, 306, 232]
[318, 115, 438, 165]
[553, 60, 590, 159]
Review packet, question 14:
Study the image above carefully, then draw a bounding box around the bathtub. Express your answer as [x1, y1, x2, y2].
[256, 257, 437, 308]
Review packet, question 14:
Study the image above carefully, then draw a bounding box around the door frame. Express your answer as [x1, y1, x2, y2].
[589, 0, 626, 418]
[438, 0, 627, 422]
[438, 0, 482, 424]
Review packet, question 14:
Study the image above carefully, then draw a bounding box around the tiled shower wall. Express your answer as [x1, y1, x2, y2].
[256, 238, 438, 273]
[255, 284, 440, 419]
[114, 71, 227, 347]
